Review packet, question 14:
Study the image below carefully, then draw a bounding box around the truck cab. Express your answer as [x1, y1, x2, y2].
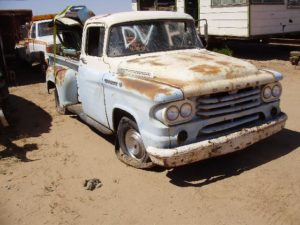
[46, 8, 287, 168]
[27, 19, 53, 56]
[15, 15, 59, 74]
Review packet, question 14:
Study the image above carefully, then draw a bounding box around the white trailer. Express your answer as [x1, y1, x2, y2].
[132, 0, 300, 38]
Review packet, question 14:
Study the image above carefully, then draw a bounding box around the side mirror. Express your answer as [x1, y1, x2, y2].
[197, 19, 208, 48]
[203, 23, 208, 44]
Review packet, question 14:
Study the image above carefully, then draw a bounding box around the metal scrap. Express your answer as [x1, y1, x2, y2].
[83, 178, 102, 191]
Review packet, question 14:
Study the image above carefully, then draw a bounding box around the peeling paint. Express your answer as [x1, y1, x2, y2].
[215, 60, 231, 66]
[118, 76, 174, 100]
[56, 69, 67, 85]
[46, 65, 66, 85]
[127, 56, 166, 66]
[190, 64, 221, 75]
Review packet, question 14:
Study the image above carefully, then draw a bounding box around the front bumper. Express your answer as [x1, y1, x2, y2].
[146, 113, 287, 167]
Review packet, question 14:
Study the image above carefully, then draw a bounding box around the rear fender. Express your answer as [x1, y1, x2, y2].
[46, 65, 78, 107]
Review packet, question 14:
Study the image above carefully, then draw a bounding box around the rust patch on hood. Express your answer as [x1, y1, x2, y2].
[153, 76, 204, 90]
[173, 53, 215, 63]
[190, 65, 221, 75]
[193, 54, 214, 61]
[118, 76, 173, 100]
[215, 60, 231, 66]
[148, 60, 165, 66]
[127, 56, 166, 66]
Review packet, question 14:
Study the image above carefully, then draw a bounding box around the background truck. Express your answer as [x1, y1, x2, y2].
[46, 6, 287, 168]
[0, 10, 32, 59]
[15, 14, 58, 75]
[0, 10, 32, 126]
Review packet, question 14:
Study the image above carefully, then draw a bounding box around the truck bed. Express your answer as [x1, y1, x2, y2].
[48, 53, 79, 72]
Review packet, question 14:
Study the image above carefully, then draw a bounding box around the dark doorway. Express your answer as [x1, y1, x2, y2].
[185, 0, 199, 26]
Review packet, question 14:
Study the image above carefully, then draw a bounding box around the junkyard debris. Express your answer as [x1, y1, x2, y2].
[83, 178, 102, 191]
[290, 51, 300, 66]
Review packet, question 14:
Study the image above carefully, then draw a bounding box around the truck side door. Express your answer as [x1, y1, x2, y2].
[78, 25, 109, 127]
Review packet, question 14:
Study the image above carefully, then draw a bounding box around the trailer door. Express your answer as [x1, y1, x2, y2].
[185, 0, 199, 25]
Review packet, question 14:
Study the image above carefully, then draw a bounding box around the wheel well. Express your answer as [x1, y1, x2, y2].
[47, 81, 55, 93]
[113, 108, 136, 132]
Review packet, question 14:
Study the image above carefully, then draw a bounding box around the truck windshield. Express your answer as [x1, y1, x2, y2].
[107, 20, 202, 57]
[38, 21, 53, 37]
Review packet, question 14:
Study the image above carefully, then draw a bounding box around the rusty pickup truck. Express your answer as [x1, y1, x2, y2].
[46, 7, 287, 168]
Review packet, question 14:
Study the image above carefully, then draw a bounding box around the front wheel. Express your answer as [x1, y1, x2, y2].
[116, 117, 154, 169]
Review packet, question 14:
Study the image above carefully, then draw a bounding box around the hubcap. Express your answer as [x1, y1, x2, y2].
[124, 128, 147, 161]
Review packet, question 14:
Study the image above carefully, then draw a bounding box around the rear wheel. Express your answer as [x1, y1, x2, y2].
[116, 117, 154, 169]
[54, 88, 67, 115]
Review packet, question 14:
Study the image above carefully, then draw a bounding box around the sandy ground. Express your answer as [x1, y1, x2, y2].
[1, 44, 300, 225]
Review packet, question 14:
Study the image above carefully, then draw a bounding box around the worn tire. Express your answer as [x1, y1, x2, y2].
[54, 88, 67, 115]
[116, 117, 154, 169]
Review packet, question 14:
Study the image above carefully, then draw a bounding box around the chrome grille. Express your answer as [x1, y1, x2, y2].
[196, 88, 262, 134]
[200, 114, 260, 134]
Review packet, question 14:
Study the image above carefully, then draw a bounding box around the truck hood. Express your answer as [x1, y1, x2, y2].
[117, 49, 280, 97]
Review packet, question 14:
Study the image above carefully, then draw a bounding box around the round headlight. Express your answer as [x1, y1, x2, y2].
[180, 103, 192, 118]
[263, 86, 272, 99]
[272, 85, 281, 97]
[166, 106, 179, 121]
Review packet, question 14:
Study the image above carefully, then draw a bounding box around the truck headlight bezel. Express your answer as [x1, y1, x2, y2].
[180, 103, 193, 118]
[166, 106, 179, 121]
[263, 86, 272, 99]
[272, 85, 281, 97]
[154, 100, 195, 126]
[261, 82, 282, 102]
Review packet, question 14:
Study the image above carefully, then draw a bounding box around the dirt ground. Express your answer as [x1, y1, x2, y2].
[1, 43, 300, 225]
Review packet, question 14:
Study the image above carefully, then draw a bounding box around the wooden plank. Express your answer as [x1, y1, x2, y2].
[32, 14, 55, 21]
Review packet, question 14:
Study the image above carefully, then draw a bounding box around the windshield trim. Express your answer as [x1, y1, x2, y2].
[106, 19, 203, 58]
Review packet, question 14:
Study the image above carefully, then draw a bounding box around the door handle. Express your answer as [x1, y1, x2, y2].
[80, 57, 87, 64]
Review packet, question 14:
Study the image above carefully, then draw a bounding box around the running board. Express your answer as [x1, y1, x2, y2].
[67, 104, 113, 135]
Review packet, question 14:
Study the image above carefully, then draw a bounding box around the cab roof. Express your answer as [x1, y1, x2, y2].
[86, 11, 193, 27]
